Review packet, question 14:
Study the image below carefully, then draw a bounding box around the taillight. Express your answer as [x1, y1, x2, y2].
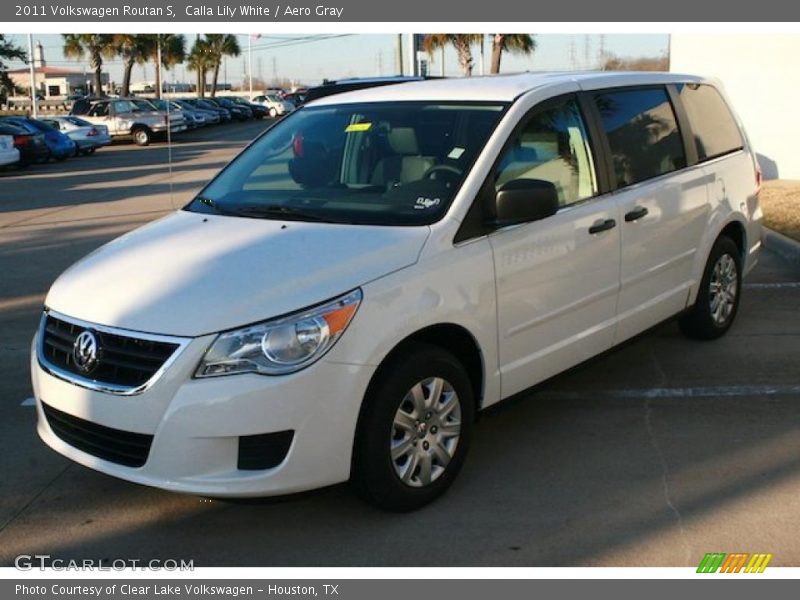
[13, 135, 30, 147]
[87, 128, 99, 137]
[292, 134, 304, 158]
[755, 161, 763, 195]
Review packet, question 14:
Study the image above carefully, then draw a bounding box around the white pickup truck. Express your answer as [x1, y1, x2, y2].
[70, 98, 186, 146]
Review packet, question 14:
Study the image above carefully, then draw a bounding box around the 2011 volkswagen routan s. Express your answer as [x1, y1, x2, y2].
[33, 72, 762, 511]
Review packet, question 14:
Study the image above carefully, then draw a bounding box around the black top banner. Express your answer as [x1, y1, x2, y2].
[4, 0, 800, 22]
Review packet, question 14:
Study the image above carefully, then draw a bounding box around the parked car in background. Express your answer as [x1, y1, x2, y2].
[207, 97, 252, 121]
[145, 98, 190, 134]
[71, 98, 173, 146]
[303, 76, 426, 104]
[228, 96, 268, 119]
[184, 98, 232, 122]
[282, 91, 306, 107]
[0, 122, 49, 166]
[251, 93, 294, 117]
[39, 116, 111, 155]
[165, 101, 208, 128]
[172, 99, 220, 125]
[0, 133, 20, 168]
[1, 117, 75, 161]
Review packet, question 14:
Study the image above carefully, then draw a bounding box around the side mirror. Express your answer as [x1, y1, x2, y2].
[492, 179, 560, 227]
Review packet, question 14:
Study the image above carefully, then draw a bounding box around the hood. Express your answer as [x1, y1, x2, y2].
[45, 211, 430, 337]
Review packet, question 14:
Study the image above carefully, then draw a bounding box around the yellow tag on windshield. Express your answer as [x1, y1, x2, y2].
[345, 122, 372, 133]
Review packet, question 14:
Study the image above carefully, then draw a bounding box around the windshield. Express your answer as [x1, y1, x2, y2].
[186, 101, 506, 226]
[131, 99, 156, 112]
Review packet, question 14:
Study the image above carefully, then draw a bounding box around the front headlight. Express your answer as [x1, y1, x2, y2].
[195, 289, 362, 377]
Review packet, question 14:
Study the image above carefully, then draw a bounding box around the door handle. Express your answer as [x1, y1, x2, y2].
[624, 206, 649, 222]
[588, 219, 617, 235]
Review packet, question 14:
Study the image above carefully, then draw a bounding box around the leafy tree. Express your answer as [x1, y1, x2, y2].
[0, 35, 26, 102]
[62, 34, 114, 96]
[204, 34, 241, 96]
[422, 34, 483, 77]
[490, 34, 536, 74]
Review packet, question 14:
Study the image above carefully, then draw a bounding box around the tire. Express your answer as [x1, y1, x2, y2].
[352, 343, 474, 512]
[679, 236, 742, 340]
[269, 107, 278, 118]
[131, 127, 151, 146]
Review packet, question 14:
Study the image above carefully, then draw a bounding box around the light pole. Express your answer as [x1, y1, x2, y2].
[28, 34, 38, 118]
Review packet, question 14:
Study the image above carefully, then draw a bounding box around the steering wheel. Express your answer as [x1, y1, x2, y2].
[423, 164, 463, 185]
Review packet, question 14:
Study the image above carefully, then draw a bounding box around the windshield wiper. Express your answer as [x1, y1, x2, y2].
[234, 205, 343, 223]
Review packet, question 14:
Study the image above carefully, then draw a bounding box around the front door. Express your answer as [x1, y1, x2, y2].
[488, 94, 622, 398]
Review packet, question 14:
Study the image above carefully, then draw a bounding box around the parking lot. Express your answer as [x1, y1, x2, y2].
[0, 119, 798, 567]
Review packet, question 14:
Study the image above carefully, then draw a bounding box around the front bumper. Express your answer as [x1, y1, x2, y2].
[32, 330, 375, 497]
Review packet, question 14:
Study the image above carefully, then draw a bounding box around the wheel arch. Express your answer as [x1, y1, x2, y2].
[361, 322, 486, 419]
[689, 215, 749, 306]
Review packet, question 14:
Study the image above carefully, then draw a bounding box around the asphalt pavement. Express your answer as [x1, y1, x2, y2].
[0, 120, 798, 567]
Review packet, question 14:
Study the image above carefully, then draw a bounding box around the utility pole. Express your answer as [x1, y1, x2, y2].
[28, 34, 38, 118]
[156, 36, 162, 99]
[396, 34, 404, 75]
[248, 36, 253, 97]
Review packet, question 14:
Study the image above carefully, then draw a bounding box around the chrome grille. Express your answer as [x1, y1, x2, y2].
[38, 311, 188, 395]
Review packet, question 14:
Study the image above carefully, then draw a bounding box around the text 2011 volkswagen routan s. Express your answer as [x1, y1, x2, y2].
[33, 72, 762, 511]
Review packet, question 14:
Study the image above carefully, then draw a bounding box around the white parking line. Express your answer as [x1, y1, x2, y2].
[744, 282, 800, 289]
[538, 384, 800, 401]
[20, 397, 35, 406]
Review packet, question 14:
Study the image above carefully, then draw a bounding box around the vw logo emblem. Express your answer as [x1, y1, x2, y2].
[72, 330, 100, 374]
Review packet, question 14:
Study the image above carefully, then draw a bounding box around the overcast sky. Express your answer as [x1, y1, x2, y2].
[4, 33, 669, 87]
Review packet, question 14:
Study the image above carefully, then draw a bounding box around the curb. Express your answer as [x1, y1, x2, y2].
[762, 227, 800, 264]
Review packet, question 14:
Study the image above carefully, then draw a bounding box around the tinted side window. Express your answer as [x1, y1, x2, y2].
[676, 83, 743, 161]
[594, 88, 686, 188]
[495, 96, 597, 207]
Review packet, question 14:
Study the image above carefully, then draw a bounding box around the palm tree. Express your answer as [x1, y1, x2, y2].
[113, 35, 153, 97]
[204, 34, 241, 96]
[62, 34, 114, 96]
[422, 34, 483, 77]
[490, 34, 536, 74]
[0, 35, 26, 102]
[148, 34, 186, 98]
[187, 37, 213, 97]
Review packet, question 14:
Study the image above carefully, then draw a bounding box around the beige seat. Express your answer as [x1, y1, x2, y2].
[371, 128, 435, 188]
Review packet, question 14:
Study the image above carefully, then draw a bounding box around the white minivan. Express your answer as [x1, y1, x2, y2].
[33, 72, 762, 511]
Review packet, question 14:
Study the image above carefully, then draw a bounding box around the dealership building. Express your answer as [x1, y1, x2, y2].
[7, 41, 109, 98]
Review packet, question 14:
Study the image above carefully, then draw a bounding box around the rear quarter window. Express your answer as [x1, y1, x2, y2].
[593, 87, 687, 188]
[676, 83, 744, 161]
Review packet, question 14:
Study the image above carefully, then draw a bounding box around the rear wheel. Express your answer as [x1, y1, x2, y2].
[352, 344, 474, 512]
[679, 236, 742, 339]
[269, 107, 278, 118]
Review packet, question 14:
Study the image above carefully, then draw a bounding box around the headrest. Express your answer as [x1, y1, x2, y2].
[387, 127, 419, 155]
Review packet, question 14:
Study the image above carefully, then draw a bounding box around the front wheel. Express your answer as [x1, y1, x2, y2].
[352, 344, 474, 512]
[679, 236, 742, 340]
[131, 127, 151, 146]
